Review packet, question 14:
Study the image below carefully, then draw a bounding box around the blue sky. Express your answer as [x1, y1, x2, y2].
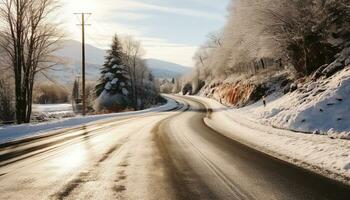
[62, 0, 230, 67]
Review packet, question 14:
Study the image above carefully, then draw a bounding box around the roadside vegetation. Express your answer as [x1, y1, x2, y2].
[190, 0, 350, 83]
[180, 0, 350, 104]
[0, 0, 63, 124]
[33, 83, 70, 104]
[94, 34, 161, 112]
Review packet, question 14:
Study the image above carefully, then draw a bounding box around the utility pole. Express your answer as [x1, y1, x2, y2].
[74, 13, 91, 116]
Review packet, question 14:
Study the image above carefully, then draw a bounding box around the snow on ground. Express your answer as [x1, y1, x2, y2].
[32, 104, 75, 120]
[0, 98, 178, 144]
[32, 104, 73, 113]
[192, 95, 350, 184]
[239, 67, 350, 139]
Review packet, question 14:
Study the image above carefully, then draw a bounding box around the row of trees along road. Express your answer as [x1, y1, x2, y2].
[0, 0, 62, 124]
[191, 0, 350, 83]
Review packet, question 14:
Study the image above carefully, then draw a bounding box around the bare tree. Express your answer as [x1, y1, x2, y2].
[121, 36, 146, 109]
[0, 0, 63, 123]
[138, 60, 149, 109]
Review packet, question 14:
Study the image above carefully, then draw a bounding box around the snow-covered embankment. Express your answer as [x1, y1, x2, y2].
[0, 97, 178, 144]
[244, 67, 350, 139]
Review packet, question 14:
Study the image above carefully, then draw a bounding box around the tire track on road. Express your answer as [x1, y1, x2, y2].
[50, 115, 171, 200]
[50, 136, 129, 200]
[158, 96, 253, 199]
[152, 99, 221, 200]
[180, 129, 253, 200]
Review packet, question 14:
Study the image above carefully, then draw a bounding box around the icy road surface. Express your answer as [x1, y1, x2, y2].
[0, 95, 349, 200]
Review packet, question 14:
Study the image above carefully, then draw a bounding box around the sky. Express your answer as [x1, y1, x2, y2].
[60, 0, 230, 67]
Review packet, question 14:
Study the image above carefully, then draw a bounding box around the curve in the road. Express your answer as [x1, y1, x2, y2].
[154, 95, 350, 200]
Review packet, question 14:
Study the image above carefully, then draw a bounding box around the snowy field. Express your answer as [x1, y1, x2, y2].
[32, 103, 75, 120]
[192, 96, 350, 184]
[32, 104, 73, 113]
[0, 98, 178, 144]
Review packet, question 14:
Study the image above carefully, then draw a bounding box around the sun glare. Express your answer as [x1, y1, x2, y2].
[64, 0, 97, 13]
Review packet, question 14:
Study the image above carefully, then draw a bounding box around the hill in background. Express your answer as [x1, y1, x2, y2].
[146, 59, 191, 79]
[44, 40, 191, 84]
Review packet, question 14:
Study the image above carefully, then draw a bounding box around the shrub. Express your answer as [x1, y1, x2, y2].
[34, 83, 69, 104]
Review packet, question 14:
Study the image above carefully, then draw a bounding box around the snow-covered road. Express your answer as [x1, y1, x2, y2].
[0, 95, 349, 200]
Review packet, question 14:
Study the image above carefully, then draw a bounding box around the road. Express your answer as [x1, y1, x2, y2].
[0, 95, 349, 200]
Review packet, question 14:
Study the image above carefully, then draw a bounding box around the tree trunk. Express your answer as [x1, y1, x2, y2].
[260, 59, 265, 69]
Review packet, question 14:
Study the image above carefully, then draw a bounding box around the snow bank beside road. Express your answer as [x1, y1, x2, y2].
[192, 96, 350, 185]
[0, 97, 178, 144]
[241, 67, 350, 139]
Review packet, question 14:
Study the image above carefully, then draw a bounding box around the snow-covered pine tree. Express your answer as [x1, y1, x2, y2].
[95, 35, 130, 98]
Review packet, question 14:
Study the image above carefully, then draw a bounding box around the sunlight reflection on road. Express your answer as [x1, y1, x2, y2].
[50, 144, 88, 172]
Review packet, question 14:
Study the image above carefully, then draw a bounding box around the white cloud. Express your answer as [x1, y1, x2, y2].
[139, 37, 197, 67]
[59, 0, 222, 67]
[111, 0, 224, 21]
[61, 0, 224, 21]
[82, 35, 196, 67]
[144, 46, 196, 67]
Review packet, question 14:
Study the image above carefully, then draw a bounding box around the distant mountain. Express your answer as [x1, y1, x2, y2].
[47, 40, 106, 84]
[46, 40, 191, 84]
[54, 40, 106, 65]
[145, 59, 191, 78]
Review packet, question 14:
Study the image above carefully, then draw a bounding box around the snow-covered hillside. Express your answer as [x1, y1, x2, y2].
[198, 66, 350, 140]
[241, 67, 350, 139]
[146, 59, 191, 78]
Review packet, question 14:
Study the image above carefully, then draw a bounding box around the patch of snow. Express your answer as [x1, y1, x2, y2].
[122, 88, 129, 96]
[32, 104, 75, 121]
[104, 72, 114, 81]
[32, 104, 72, 113]
[105, 82, 112, 90]
[111, 78, 119, 85]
